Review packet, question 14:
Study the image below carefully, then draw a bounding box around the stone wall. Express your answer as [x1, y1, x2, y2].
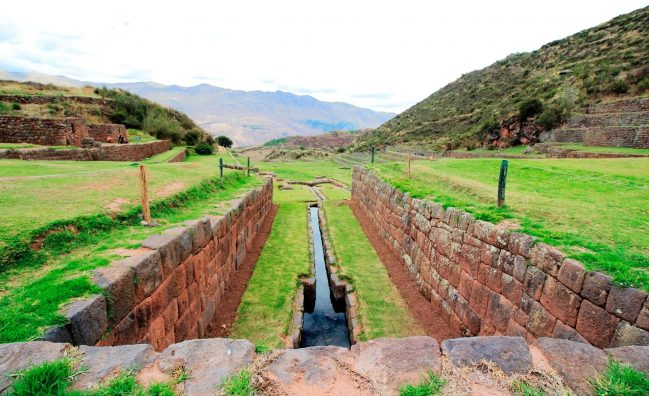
[167, 148, 187, 163]
[88, 124, 128, 143]
[0, 116, 89, 146]
[0, 94, 111, 106]
[41, 180, 273, 352]
[352, 167, 649, 349]
[0, 140, 171, 162]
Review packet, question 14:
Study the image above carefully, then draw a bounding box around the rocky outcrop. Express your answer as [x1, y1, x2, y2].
[2, 336, 648, 395]
[352, 167, 649, 349]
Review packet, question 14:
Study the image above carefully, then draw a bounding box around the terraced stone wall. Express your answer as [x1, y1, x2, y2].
[42, 179, 273, 351]
[0, 140, 171, 161]
[0, 115, 88, 146]
[352, 167, 649, 348]
[88, 124, 128, 143]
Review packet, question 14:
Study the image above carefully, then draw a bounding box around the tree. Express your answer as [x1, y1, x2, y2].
[217, 135, 233, 148]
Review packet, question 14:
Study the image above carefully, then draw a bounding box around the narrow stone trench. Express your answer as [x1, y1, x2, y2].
[300, 205, 350, 348]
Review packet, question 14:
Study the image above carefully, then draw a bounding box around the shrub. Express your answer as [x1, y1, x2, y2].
[217, 135, 233, 148]
[537, 107, 564, 131]
[519, 99, 544, 120]
[183, 130, 201, 146]
[194, 141, 214, 155]
[610, 79, 629, 94]
[11, 103, 21, 110]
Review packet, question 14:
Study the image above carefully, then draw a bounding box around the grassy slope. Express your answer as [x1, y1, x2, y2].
[359, 6, 649, 150]
[323, 200, 424, 340]
[229, 186, 312, 348]
[257, 159, 352, 186]
[0, 172, 260, 342]
[372, 158, 649, 290]
[0, 152, 223, 243]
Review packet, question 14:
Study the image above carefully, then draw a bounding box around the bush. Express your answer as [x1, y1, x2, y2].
[519, 99, 544, 120]
[217, 135, 233, 148]
[194, 141, 214, 155]
[537, 107, 564, 131]
[610, 79, 629, 94]
[183, 130, 201, 146]
[11, 103, 21, 110]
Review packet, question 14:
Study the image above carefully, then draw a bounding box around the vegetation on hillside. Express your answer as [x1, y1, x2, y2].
[94, 87, 209, 144]
[359, 6, 649, 150]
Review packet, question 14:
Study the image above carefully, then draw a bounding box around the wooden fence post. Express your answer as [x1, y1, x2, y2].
[408, 154, 412, 178]
[371, 147, 375, 164]
[497, 160, 508, 208]
[247, 157, 251, 176]
[219, 157, 223, 178]
[139, 165, 152, 224]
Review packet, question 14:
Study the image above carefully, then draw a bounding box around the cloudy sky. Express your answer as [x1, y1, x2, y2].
[1, 0, 647, 113]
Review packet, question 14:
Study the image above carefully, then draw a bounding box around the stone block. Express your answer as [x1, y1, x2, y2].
[441, 336, 532, 374]
[523, 266, 546, 300]
[501, 273, 522, 307]
[113, 251, 163, 301]
[533, 337, 607, 395]
[352, 337, 441, 391]
[552, 320, 588, 344]
[526, 301, 556, 338]
[134, 298, 152, 338]
[64, 295, 108, 346]
[463, 306, 482, 335]
[556, 258, 585, 293]
[637, 302, 649, 331]
[530, 243, 564, 277]
[605, 346, 649, 375]
[576, 299, 621, 348]
[605, 286, 647, 322]
[540, 276, 581, 327]
[512, 256, 528, 283]
[508, 233, 535, 258]
[74, 344, 158, 389]
[487, 293, 513, 333]
[505, 319, 527, 337]
[162, 226, 193, 262]
[458, 271, 473, 300]
[581, 272, 612, 306]
[141, 234, 181, 275]
[485, 267, 502, 293]
[469, 281, 490, 316]
[92, 265, 135, 326]
[154, 338, 255, 395]
[480, 243, 500, 267]
[0, 341, 70, 393]
[610, 321, 649, 347]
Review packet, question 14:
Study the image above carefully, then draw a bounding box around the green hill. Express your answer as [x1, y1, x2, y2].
[358, 6, 649, 150]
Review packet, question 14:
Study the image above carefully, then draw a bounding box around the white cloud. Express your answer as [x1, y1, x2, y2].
[1, 0, 647, 112]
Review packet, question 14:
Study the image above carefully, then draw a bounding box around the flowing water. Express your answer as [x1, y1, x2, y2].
[300, 207, 350, 348]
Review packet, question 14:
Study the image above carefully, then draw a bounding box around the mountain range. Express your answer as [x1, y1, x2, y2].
[0, 71, 394, 146]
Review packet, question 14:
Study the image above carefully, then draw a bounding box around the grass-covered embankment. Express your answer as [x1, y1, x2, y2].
[229, 186, 312, 348]
[0, 171, 260, 342]
[258, 159, 352, 186]
[372, 157, 649, 290]
[323, 200, 424, 340]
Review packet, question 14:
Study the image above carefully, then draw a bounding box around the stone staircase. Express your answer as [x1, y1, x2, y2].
[549, 96, 649, 149]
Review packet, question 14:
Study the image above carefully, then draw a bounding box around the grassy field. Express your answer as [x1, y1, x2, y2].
[323, 200, 424, 340]
[554, 144, 649, 155]
[229, 185, 313, 348]
[372, 158, 649, 290]
[257, 159, 352, 186]
[0, 172, 261, 342]
[0, 151, 225, 244]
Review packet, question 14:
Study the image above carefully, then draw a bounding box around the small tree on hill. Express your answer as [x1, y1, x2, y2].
[217, 135, 233, 148]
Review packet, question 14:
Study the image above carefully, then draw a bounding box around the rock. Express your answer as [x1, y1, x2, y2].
[152, 338, 254, 396]
[441, 336, 532, 374]
[533, 337, 607, 395]
[605, 286, 647, 323]
[92, 264, 135, 326]
[606, 346, 649, 374]
[39, 325, 73, 343]
[264, 346, 375, 395]
[64, 294, 108, 345]
[73, 344, 158, 390]
[610, 321, 649, 347]
[581, 272, 612, 306]
[113, 251, 163, 301]
[352, 337, 441, 391]
[0, 341, 70, 393]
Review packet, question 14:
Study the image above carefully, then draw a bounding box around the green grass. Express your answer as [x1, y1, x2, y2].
[229, 185, 312, 347]
[319, 184, 351, 201]
[141, 147, 186, 164]
[592, 360, 649, 395]
[323, 200, 424, 340]
[0, 154, 226, 245]
[221, 370, 254, 396]
[511, 379, 545, 396]
[0, 143, 76, 150]
[258, 159, 352, 186]
[556, 144, 649, 155]
[0, 173, 260, 342]
[399, 372, 445, 396]
[126, 129, 157, 143]
[8, 358, 177, 395]
[372, 158, 649, 290]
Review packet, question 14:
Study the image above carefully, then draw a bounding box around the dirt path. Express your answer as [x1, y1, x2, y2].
[348, 199, 458, 343]
[205, 204, 279, 338]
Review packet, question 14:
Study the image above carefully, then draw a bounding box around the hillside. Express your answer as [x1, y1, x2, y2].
[358, 6, 649, 150]
[0, 72, 394, 146]
[0, 80, 208, 144]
